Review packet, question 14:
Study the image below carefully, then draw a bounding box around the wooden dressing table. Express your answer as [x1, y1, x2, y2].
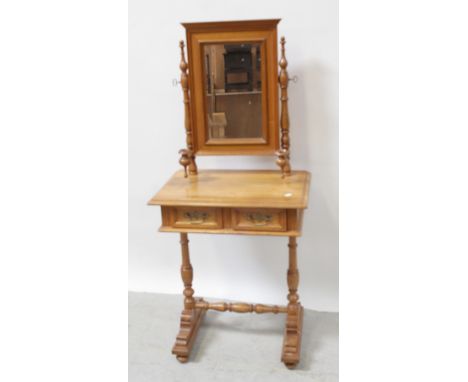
[149, 19, 311, 368]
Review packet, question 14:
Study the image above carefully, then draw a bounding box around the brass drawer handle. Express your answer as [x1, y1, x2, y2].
[246, 212, 273, 226]
[184, 211, 208, 224]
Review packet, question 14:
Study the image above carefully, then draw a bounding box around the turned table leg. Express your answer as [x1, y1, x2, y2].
[172, 233, 205, 363]
[281, 236, 304, 369]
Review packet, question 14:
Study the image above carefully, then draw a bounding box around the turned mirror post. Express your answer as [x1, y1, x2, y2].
[276, 36, 292, 178]
[178, 41, 198, 177]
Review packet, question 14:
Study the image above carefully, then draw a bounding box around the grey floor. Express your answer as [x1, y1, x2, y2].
[129, 292, 338, 382]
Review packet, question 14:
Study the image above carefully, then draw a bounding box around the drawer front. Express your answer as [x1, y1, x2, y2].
[232, 209, 287, 232]
[170, 207, 223, 229]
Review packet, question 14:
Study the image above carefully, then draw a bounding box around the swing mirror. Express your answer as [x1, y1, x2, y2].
[183, 19, 280, 155]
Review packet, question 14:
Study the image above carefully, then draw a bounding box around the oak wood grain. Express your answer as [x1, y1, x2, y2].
[148, 170, 310, 209]
[169, 207, 223, 229]
[281, 237, 303, 368]
[172, 235, 205, 363]
[232, 208, 287, 232]
[152, 19, 309, 369]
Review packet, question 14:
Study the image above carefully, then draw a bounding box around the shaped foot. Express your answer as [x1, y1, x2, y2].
[172, 298, 206, 362]
[281, 303, 303, 368]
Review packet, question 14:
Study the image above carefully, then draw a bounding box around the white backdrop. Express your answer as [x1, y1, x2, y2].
[129, 0, 338, 311]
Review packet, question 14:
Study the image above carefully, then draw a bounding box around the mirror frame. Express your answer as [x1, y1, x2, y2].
[183, 19, 280, 155]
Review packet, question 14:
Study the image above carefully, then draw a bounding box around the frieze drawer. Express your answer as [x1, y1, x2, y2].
[231, 208, 287, 232]
[167, 207, 223, 229]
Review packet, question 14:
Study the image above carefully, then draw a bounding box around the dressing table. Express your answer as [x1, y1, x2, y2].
[148, 19, 311, 369]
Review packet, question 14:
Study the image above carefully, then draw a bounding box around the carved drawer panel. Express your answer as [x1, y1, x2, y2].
[231, 208, 287, 232]
[169, 207, 223, 229]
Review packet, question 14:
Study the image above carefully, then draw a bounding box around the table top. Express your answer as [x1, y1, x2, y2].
[148, 170, 311, 209]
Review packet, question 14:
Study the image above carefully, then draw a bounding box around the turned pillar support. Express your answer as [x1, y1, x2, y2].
[287, 236, 299, 305]
[179, 233, 195, 310]
[172, 233, 205, 363]
[281, 236, 303, 369]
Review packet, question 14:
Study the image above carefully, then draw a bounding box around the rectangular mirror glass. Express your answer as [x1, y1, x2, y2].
[203, 43, 263, 140]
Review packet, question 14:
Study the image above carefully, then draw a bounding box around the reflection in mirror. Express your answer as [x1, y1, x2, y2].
[203, 43, 263, 140]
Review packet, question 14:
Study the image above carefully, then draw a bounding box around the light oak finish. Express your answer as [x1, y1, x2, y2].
[166, 232, 307, 366]
[195, 300, 288, 314]
[278, 37, 290, 152]
[231, 208, 287, 232]
[171, 300, 205, 363]
[151, 19, 311, 369]
[183, 19, 280, 155]
[281, 237, 303, 368]
[180, 233, 195, 309]
[168, 207, 223, 229]
[150, 169, 310, 366]
[283, 303, 304, 368]
[158, 225, 301, 237]
[149, 170, 310, 209]
[159, 205, 302, 236]
[171, 234, 205, 363]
